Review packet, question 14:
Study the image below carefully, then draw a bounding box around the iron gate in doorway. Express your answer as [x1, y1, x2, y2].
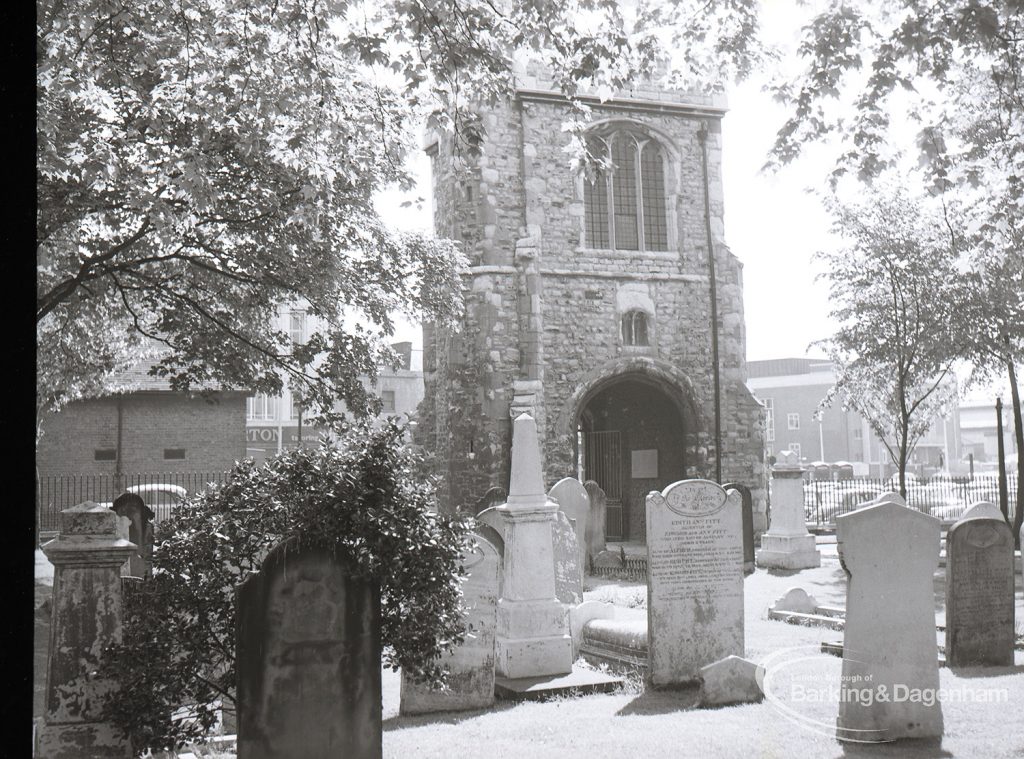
[584, 430, 623, 540]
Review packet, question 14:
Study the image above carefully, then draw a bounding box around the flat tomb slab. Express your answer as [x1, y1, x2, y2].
[494, 667, 623, 701]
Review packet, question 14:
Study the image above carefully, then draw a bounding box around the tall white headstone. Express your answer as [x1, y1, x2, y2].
[494, 414, 573, 679]
[836, 501, 943, 742]
[757, 455, 820, 569]
[646, 480, 744, 686]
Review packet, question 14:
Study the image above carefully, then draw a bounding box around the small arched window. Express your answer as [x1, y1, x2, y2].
[621, 310, 649, 346]
[584, 129, 668, 251]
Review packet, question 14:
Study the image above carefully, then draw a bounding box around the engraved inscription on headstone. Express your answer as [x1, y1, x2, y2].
[945, 513, 1014, 668]
[237, 538, 382, 759]
[646, 480, 744, 686]
[552, 511, 583, 605]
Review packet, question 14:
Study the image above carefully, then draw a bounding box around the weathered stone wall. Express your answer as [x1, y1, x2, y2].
[417, 79, 766, 522]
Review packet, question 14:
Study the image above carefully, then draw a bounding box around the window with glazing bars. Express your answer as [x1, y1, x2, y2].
[584, 130, 668, 251]
[621, 310, 649, 346]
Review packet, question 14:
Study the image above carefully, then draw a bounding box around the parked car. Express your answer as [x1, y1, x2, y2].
[101, 483, 188, 523]
[885, 472, 922, 490]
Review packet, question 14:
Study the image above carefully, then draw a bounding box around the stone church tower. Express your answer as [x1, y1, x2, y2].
[416, 65, 767, 540]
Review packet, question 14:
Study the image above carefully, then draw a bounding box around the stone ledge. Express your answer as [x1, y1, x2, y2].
[494, 667, 623, 701]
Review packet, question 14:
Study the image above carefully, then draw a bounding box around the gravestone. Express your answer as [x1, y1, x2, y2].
[771, 587, 819, 615]
[473, 486, 507, 517]
[646, 480, 744, 686]
[110, 492, 155, 578]
[38, 502, 136, 759]
[698, 656, 764, 707]
[836, 501, 942, 742]
[723, 482, 755, 575]
[548, 477, 589, 573]
[475, 506, 504, 538]
[583, 480, 607, 568]
[592, 549, 623, 573]
[757, 458, 820, 569]
[237, 538, 382, 759]
[945, 506, 1014, 668]
[400, 535, 500, 714]
[552, 511, 583, 605]
[959, 500, 1005, 522]
[493, 413, 573, 678]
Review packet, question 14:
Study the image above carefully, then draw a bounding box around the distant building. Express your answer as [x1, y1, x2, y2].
[36, 357, 248, 478]
[746, 358, 961, 478]
[244, 306, 424, 463]
[958, 391, 1020, 470]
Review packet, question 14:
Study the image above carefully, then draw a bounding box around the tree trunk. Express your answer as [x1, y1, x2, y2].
[898, 420, 910, 500]
[1008, 359, 1024, 549]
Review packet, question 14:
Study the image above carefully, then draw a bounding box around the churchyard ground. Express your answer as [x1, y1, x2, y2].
[34, 539, 1024, 758]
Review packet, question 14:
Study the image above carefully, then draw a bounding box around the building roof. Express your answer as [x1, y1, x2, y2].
[107, 351, 246, 395]
[747, 357, 833, 379]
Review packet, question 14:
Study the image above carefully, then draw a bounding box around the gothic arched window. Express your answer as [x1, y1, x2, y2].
[621, 310, 649, 346]
[584, 129, 668, 251]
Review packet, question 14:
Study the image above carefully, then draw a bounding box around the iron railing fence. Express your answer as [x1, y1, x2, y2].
[802, 475, 1019, 528]
[37, 471, 233, 534]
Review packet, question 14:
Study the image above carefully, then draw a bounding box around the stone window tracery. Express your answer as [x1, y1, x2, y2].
[584, 128, 668, 251]
[621, 310, 650, 346]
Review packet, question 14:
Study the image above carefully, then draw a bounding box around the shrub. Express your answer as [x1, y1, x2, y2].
[100, 420, 472, 755]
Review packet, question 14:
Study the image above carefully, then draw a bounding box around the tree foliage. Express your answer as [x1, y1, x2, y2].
[99, 421, 472, 755]
[36, 0, 467, 420]
[815, 189, 965, 495]
[37, 0, 768, 421]
[773, 0, 1023, 507]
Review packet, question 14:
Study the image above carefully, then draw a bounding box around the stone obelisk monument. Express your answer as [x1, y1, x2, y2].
[494, 413, 573, 678]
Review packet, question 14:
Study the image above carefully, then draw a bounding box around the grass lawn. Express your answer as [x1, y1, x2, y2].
[381, 550, 1024, 759]
[35, 546, 1024, 758]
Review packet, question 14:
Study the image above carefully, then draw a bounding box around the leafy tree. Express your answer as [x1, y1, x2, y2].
[815, 189, 965, 497]
[99, 421, 472, 755]
[37, 0, 767, 425]
[36, 0, 467, 424]
[769, 0, 1023, 521]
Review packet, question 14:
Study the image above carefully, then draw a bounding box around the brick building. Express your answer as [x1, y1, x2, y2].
[747, 357, 961, 478]
[36, 358, 248, 479]
[416, 64, 766, 539]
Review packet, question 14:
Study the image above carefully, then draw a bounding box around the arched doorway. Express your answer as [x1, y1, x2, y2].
[576, 372, 696, 542]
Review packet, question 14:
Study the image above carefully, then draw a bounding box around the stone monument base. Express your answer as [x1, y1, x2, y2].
[756, 533, 821, 569]
[495, 633, 573, 679]
[495, 598, 573, 678]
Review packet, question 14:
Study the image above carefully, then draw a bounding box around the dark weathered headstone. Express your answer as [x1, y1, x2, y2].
[945, 508, 1014, 668]
[110, 492, 155, 579]
[836, 502, 942, 742]
[237, 538, 381, 759]
[473, 486, 507, 517]
[38, 502, 136, 759]
[400, 535, 500, 714]
[583, 480, 607, 569]
[646, 480, 744, 686]
[552, 510, 583, 605]
[723, 482, 755, 575]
